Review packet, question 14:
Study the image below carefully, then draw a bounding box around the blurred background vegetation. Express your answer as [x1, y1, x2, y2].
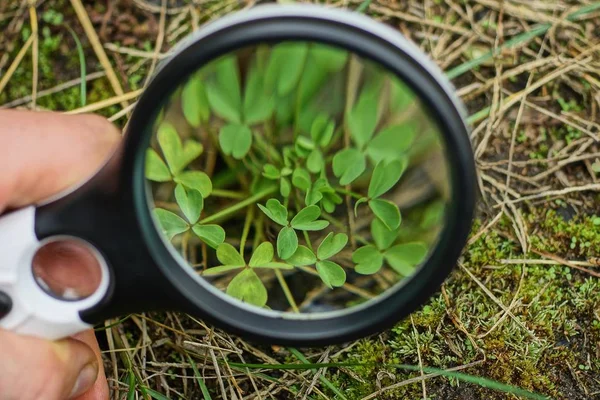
[1, 0, 599, 398]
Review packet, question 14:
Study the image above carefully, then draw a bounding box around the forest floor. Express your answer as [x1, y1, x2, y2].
[1, 0, 600, 399]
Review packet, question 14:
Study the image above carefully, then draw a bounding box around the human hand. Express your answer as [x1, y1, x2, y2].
[0, 110, 119, 400]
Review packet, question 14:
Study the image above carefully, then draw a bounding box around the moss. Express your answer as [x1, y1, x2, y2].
[325, 209, 600, 399]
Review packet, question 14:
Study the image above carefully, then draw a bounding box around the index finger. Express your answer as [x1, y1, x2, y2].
[0, 110, 120, 213]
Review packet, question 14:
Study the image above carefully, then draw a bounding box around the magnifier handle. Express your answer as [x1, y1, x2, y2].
[0, 207, 95, 340]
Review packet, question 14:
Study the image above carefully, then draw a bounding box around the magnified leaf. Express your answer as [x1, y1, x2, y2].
[202, 265, 244, 276]
[280, 177, 291, 198]
[353, 245, 384, 275]
[179, 140, 204, 172]
[192, 224, 225, 249]
[316, 260, 346, 288]
[181, 74, 210, 128]
[332, 148, 366, 185]
[226, 268, 267, 307]
[174, 184, 203, 224]
[305, 187, 323, 206]
[306, 149, 324, 173]
[384, 254, 414, 276]
[277, 226, 298, 260]
[291, 168, 311, 191]
[287, 245, 316, 266]
[310, 114, 335, 148]
[249, 242, 274, 267]
[317, 232, 348, 260]
[174, 171, 212, 198]
[367, 124, 416, 164]
[293, 220, 329, 231]
[157, 122, 182, 174]
[369, 199, 401, 230]
[295, 136, 315, 152]
[215, 243, 245, 266]
[205, 55, 242, 123]
[421, 200, 445, 229]
[368, 159, 407, 199]
[154, 209, 188, 240]
[348, 89, 378, 149]
[385, 243, 428, 265]
[266, 43, 309, 96]
[297, 57, 329, 108]
[145, 149, 171, 182]
[371, 218, 398, 251]
[258, 199, 288, 226]
[311, 44, 348, 73]
[391, 78, 415, 111]
[243, 64, 274, 125]
[290, 205, 320, 227]
[262, 164, 280, 180]
[219, 124, 252, 159]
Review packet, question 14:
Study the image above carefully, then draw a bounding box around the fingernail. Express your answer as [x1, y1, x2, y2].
[69, 362, 98, 399]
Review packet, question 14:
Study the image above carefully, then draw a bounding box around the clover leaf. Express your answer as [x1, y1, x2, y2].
[258, 199, 329, 259]
[204, 242, 293, 307]
[181, 73, 210, 128]
[354, 159, 407, 230]
[145, 122, 211, 197]
[353, 219, 427, 276]
[219, 124, 253, 160]
[287, 232, 348, 288]
[153, 185, 224, 248]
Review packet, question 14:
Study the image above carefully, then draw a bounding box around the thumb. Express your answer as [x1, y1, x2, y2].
[0, 329, 99, 400]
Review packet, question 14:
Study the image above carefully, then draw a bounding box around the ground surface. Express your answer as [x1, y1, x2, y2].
[1, 0, 600, 399]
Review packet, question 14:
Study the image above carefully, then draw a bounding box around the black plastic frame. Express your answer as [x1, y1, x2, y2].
[36, 6, 476, 346]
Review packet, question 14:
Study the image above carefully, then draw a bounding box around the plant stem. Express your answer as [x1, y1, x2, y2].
[198, 187, 277, 225]
[274, 269, 300, 313]
[239, 206, 254, 258]
[334, 187, 363, 199]
[211, 189, 246, 200]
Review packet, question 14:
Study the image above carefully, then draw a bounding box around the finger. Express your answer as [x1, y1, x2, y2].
[71, 330, 109, 400]
[0, 110, 120, 212]
[0, 329, 98, 400]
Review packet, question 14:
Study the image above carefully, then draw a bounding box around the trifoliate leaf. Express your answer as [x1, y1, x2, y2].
[371, 218, 398, 251]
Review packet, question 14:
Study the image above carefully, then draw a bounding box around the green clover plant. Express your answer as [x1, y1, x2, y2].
[147, 42, 443, 312]
[203, 242, 292, 307]
[258, 199, 329, 260]
[353, 219, 427, 276]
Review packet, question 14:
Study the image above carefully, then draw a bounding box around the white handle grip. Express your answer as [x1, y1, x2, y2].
[0, 207, 109, 340]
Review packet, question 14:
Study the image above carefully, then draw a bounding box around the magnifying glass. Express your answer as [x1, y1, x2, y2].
[0, 4, 476, 346]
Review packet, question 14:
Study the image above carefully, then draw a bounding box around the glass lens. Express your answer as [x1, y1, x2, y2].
[145, 42, 450, 315]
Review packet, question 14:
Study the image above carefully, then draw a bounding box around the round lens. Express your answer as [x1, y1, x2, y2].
[145, 42, 451, 316]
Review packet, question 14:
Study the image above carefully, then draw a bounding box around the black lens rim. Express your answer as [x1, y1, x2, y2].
[126, 5, 476, 346]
